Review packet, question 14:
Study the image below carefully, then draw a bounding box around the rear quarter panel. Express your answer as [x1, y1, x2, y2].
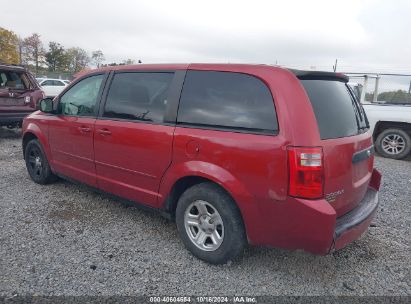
[159, 127, 289, 243]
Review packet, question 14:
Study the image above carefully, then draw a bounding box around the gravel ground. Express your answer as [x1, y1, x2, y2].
[0, 126, 410, 297]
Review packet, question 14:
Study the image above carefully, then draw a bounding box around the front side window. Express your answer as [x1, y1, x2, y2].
[103, 72, 174, 123]
[59, 74, 104, 116]
[177, 71, 278, 134]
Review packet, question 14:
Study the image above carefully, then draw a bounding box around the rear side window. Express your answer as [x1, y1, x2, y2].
[54, 80, 65, 86]
[104, 72, 174, 123]
[41, 80, 54, 86]
[177, 71, 278, 134]
[301, 80, 363, 139]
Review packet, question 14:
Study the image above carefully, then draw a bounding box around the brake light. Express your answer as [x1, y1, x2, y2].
[288, 147, 324, 199]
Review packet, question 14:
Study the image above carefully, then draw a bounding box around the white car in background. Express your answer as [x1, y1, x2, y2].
[38, 78, 68, 97]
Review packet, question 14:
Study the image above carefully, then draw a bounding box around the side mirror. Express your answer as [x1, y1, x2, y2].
[38, 98, 54, 113]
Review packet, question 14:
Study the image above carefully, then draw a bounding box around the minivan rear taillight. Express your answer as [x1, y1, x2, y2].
[288, 147, 324, 199]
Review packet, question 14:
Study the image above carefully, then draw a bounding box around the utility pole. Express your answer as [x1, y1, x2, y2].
[408, 80, 411, 94]
[360, 75, 369, 104]
[333, 59, 338, 72]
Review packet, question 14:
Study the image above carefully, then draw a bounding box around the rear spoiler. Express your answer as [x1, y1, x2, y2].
[288, 69, 349, 83]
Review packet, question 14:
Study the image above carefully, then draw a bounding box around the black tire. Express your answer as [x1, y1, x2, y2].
[375, 128, 411, 160]
[175, 182, 246, 264]
[24, 139, 57, 184]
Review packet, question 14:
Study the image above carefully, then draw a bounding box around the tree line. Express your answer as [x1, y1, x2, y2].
[365, 90, 411, 104]
[0, 27, 139, 75]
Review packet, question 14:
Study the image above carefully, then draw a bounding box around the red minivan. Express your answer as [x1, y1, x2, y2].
[22, 64, 381, 264]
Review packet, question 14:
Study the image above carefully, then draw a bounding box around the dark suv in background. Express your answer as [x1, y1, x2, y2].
[0, 63, 44, 128]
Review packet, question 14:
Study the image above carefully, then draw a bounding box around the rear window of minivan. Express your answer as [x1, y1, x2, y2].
[301, 80, 367, 139]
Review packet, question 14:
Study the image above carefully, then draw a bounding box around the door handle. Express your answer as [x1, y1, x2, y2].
[78, 126, 91, 133]
[97, 128, 112, 136]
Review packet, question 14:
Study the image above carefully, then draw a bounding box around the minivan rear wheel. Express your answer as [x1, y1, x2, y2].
[24, 139, 56, 184]
[175, 182, 246, 264]
[375, 128, 411, 160]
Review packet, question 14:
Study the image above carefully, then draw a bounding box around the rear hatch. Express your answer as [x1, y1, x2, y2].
[0, 68, 38, 109]
[0, 89, 28, 107]
[298, 73, 373, 217]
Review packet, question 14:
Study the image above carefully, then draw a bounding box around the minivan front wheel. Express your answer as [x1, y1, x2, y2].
[25, 139, 56, 184]
[376, 128, 411, 160]
[176, 182, 246, 264]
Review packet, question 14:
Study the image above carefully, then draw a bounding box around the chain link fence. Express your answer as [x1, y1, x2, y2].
[346, 73, 411, 105]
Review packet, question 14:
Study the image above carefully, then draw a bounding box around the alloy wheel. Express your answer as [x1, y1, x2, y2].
[381, 134, 406, 155]
[184, 200, 224, 251]
[28, 146, 43, 178]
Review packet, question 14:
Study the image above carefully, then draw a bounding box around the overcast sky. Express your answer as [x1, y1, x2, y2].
[1, 0, 410, 73]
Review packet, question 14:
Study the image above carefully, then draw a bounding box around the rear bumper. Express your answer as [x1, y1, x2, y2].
[246, 169, 381, 254]
[0, 111, 33, 125]
[332, 187, 379, 252]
